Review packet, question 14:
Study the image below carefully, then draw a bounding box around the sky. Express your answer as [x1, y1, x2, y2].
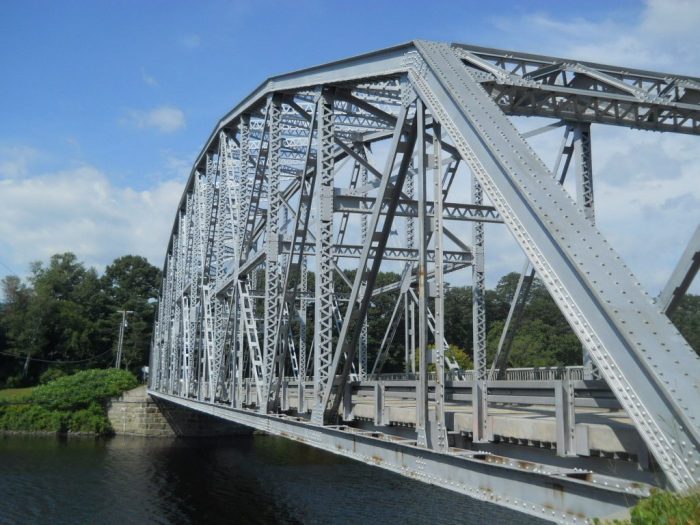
[0, 0, 699, 294]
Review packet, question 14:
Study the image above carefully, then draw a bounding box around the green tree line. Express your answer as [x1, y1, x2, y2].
[1, 252, 698, 386]
[0, 253, 160, 387]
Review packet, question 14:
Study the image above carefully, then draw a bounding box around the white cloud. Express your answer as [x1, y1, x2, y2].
[0, 145, 39, 179]
[641, 0, 700, 38]
[140, 67, 158, 87]
[479, 0, 700, 295]
[0, 164, 183, 276]
[122, 106, 186, 133]
[497, 0, 700, 73]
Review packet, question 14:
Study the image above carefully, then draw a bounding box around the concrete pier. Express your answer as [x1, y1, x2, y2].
[108, 386, 251, 437]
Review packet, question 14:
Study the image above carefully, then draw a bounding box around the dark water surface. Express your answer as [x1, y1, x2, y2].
[0, 434, 545, 524]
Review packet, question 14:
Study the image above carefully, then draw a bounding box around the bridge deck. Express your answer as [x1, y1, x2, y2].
[151, 389, 652, 525]
[285, 391, 645, 459]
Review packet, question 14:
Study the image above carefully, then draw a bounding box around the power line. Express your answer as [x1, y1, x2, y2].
[0, 348, 114, 364]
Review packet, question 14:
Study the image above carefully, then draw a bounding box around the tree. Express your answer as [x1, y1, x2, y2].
[484, 272, 584, 369]
[30, 253, 111, 364]
[670, 294, 700, 355]
[0, 276, 35, 382]
[444, 286, 472, 352]
[101, 255, 161, 371]
[0, 253, 162, 385]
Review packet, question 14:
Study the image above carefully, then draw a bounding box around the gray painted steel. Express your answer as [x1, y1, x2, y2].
[149, 40, 700, 520]
[151, 390, 648, 525]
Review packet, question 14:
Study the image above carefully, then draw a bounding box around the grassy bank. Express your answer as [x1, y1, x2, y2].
[0, 369, 137, 435]
[0, 387, 34, 403]
[599, 489, 700, 524]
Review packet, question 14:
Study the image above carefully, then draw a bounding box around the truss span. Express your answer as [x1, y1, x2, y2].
[150, 40, 700, 522]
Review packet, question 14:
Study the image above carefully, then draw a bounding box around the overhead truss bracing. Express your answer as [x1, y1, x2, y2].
[150, 40, 700, 520]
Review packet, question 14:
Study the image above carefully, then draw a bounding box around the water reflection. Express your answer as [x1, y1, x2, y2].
[0, 435, 546, 524]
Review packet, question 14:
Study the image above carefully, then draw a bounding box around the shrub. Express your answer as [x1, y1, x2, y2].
[0, 404, 65, 432]
[0, 368, 136, 435]
[32, 368, 137, 411]
[595, 489, 700, 524]
[69, 402, 111, 434]
[39, 368, 66, 385]
[629, 489, 700, 524]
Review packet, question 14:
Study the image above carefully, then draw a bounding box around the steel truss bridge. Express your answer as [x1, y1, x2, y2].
[149, 41, 700, 523]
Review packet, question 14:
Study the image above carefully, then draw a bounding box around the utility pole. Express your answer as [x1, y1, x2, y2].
[115, 310, 133, 369]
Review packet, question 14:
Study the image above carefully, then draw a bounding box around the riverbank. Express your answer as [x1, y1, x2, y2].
[0, 369, 138, 435]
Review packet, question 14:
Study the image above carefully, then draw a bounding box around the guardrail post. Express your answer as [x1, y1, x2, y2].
[298, 381, 306, 414]
[374, 382, 385, 426]
[343, 381, 354, 421]
[281, 380, 289, 411]
[555, 372, 577, 457]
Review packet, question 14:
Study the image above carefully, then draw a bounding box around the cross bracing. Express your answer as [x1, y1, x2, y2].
[150, 40, 700, 523]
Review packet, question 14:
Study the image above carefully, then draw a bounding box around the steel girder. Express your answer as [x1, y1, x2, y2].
[150, 39, 700, 506]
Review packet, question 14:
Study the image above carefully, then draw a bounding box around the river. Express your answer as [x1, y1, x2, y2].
[0, 434, 545, 524]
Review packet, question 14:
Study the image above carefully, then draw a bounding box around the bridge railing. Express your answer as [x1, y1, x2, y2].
[286, 366, 585, 383]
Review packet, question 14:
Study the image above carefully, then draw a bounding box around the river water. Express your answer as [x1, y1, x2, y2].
[0, 434, 545, 524]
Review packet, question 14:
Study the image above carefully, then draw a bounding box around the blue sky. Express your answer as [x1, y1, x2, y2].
[0, 0, 699, 293]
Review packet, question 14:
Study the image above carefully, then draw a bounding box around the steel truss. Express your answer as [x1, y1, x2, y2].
[150, 40, 700, 522]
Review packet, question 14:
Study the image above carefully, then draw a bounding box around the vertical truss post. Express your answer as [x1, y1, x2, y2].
[342, 380, 353, 421]
[268, 99, 318, 411]
[312, 88, 336, 420]
[404, 166, 415, 374]
[358, 148, 369, 380]
[409, 299, 416, 373]
[472, 175, 489, 442]
[235, 304, 244, 409]
[319, 93, 417, 424]
[573, 123, 594, 223]
[555, 369, 577, 457]
[229, 289, 240, 408]
[431, 122, 449, 452]
[415, 100, 430, 448]
[194, 172, 207, 401]
[262, 95, 283, 412]
[572, 123, 598, 379]
[234, 115, 250, 408]
[374, 382, 385, 426]
[404, 294, 411, 373]
[298, 256, 308, 413]
[238, 114, 251, 257]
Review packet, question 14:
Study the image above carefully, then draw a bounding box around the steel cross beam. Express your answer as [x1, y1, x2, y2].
[332, 194, 502, 223]
[453, 44, 700, 135]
